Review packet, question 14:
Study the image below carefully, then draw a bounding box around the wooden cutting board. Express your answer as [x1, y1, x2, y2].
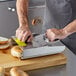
[0, 47, 67, 72]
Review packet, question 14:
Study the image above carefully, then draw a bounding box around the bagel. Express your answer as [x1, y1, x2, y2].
[0, 43, 10, 50]
[0, 37, 8, 44]
[10, 67, 29, 76]
[11, 46, 23, 58]
[0, 67, 5, 76]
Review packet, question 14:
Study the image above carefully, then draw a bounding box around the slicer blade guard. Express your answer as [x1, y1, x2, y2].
[21, 45, 65, 59]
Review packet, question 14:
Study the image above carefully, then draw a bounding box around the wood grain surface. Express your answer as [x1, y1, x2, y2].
[0, 47, 67, 72]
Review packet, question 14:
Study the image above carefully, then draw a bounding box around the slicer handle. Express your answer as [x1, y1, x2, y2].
[43, 34, 59, 42]
[54, 39, 59, 41]
[25, 35, 31, 43]
[25, 34, 39, 43]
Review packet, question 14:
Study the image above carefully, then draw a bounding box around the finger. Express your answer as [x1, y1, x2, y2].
[21, 32, 29, 42]
[17, 34, 22, 41]
[46, 31, 53, 41]
[16, 30, 23, 41]
[50, 38, 55, 42]
[16, 30, 19, 38]
[16, 29, 22, 38]
[27, 35, 33, 42]
[46, 31, 50, 39]
[45, 32, 48, 38]
[19, 30, 26, 41]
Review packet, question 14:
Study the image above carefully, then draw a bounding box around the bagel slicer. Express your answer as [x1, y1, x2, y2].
[19, 34, 66, 59]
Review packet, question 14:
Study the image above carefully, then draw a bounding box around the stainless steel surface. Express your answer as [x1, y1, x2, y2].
[0, 1, 18, 37]
[0, 0, 14, 2]
[32, 34, 48, 47]
[32, 34, 60, 47]
[25, 41, 76, 76]
[21, 45, 65, 59]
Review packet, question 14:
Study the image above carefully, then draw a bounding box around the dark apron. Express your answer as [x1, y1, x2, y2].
[29, 0, 76, 54]
[61, 0, 76, 54]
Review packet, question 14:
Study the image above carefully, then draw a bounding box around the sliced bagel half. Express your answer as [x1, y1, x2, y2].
[0, 37, 8, 44]
[0, 43, 10, 50]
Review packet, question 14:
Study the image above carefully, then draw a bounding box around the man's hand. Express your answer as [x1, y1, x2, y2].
[46, 28, 67, 41]
[46, 20, 76, 42]
[16, 25, 33, 42]
[16, 0, 31, 42]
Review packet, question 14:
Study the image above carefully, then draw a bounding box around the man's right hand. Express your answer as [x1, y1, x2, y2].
[16, 0, 31, 42]
[16, 25, 33, 42]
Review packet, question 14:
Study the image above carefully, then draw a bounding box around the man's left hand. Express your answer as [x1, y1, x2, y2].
[46, 28, 67, 41]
